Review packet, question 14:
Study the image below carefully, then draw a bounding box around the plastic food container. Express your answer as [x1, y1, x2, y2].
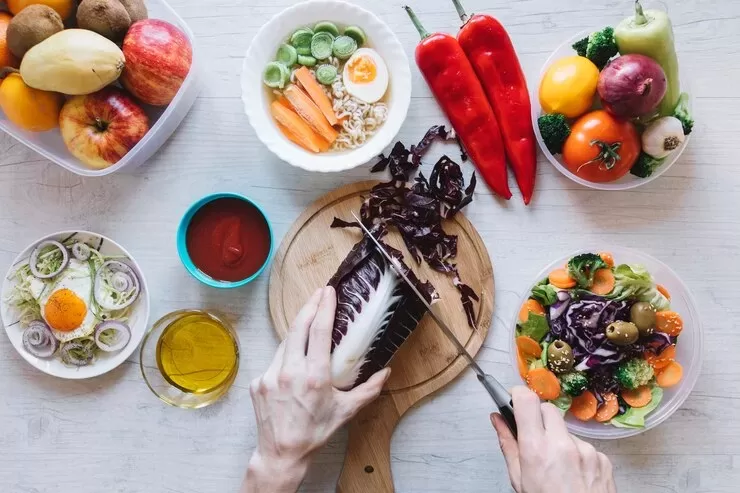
[532, 30, 692, 191]
[0, 0, 201, 177]
[509, 246, 703, 439]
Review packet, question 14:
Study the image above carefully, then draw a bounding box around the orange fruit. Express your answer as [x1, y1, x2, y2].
[7, 0, 74, 20]
[0, 12, 19, 69]
[0, 72, 63, 131]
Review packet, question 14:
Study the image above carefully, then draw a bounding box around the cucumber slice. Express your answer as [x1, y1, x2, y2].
[263, 62, 290, 89]
[297, 55, 317, 67]
[316, 64, 338, 85]
[314, 21, 340, 37]
[343, 26, 367, 47]
[311, 32, 334, 60]
[290, 29, 314, 56]
[332, 35, 358, 60]
[276, 43, 298, 66]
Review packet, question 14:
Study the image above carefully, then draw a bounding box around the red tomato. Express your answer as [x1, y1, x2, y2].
[562, 110, 640, 183]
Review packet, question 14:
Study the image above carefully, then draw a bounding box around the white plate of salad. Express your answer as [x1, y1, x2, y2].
[510, 247, 702, 439]
[1, 231, 150, 379]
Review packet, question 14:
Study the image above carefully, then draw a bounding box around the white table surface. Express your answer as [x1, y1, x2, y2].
[1, 0, 738, 492]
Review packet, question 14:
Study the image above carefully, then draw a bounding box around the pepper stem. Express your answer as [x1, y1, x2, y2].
[451, 0, 470, 24]
[634, 0, 648, 25]
[404, 6, 431, 40]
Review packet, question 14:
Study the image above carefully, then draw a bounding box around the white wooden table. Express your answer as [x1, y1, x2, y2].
[1, 0, 738, 491]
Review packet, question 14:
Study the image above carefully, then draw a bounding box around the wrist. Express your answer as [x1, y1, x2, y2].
[243, 451, 309, 493]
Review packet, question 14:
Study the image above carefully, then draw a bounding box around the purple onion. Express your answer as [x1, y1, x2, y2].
[598, 54, 667, 118]
[22, 320, 58, 358]
[94, 321, 131, 352]
[29, 241, 68, 279]
[550, 290, 571, 320]
[60, 342, 95, 367]
[94, 261, 141, 311]
[71, 243, 91, 261]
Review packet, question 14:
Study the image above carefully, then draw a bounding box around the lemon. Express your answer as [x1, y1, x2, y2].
[539, 56, 600, 119]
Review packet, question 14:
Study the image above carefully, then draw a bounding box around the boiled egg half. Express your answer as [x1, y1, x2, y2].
[342, 48, 389, 104]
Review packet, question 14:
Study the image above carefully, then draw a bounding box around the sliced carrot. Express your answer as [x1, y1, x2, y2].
[570, 391, 598, 421]
[518, 299, 545, 322]
[657, 284, 671, 301]
[600, 252, 615, 268]
[517, 349, 529, 379]
[656, 311, 684, 336]
[525, 367, 561, 400]
[591, 268, 615, 295]
[516, 336, 542, 359]
[276, 95, 293, 109]
[621, 385, 652, 408]
[271, 102, 330, 153]
[656, 361, 683, 388]
[293, 66, 339, 126]
[283, 84, 338, 144]
[594, 392, 619, 422]
[645, 345, 676, 370]
[549, 268, 576, 289]
[276, 122, 330, 153]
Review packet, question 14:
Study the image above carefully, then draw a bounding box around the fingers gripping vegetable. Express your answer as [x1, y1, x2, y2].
[404, 6, 511, 200]
[452, 0, 537, 205]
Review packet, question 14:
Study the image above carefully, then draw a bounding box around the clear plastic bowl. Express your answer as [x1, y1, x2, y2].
[508, 247, 703, 439]
[532, 30, 692, 190]
[0, 0, 201, 177]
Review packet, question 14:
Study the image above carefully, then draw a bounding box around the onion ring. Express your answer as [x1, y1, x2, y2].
[94, 261, 141, 311]
[94, 321, 131, 352]
[60, 341, 95, 367]
[29, 241, 69, 279]
[72, 243, 91, 261]
[22, 320, 59, 358]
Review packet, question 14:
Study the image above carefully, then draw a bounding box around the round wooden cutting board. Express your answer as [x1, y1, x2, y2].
[268, 181, 494, 493]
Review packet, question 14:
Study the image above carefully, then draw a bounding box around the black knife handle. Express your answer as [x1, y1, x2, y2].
[478, 373, 518, 439]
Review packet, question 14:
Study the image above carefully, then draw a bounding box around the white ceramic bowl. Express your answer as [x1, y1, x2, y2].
[533, 30, 692, 190]
[1, 231, 150, 379]
[509, 247, 703, 439]
[241, 0, 412, 173]
[0, 0, 201, 177]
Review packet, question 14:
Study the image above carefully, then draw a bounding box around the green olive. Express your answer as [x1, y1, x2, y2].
[630, 302, 657, 336]
[605, 321, 640, 346]
[547, 340, 574, 374]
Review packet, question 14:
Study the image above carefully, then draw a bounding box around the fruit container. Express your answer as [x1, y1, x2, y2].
[509, 246, 703, 439]
[0, 0, 201, 177]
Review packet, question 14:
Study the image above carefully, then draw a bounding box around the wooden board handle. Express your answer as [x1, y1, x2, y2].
[336, 394, 400, 493]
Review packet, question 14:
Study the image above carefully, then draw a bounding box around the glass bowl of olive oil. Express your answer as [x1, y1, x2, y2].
[140, 310, 239, 408]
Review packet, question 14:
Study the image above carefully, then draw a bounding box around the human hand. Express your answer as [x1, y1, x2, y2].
[242, 286, 391, 493]
[491, 386, 616, 493]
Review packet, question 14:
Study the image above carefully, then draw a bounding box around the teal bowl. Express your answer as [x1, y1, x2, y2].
[177, 193, 274, 289]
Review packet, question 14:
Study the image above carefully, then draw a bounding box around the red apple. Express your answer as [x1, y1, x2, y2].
[60, 88, 149, 169]
[121, 19, 193, 106]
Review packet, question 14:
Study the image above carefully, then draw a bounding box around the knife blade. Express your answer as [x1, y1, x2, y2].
[350, 212, 517, 437]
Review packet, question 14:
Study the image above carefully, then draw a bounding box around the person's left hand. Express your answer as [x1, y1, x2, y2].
[243, 286, 391, 493]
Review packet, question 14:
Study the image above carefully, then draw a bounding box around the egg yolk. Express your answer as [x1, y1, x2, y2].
[347, 55, 377, 84]
[44, 289, 87, 332]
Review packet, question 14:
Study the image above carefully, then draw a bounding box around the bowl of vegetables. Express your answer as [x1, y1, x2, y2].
[534, 1, 693, 190]
[510, 247, 702, 439]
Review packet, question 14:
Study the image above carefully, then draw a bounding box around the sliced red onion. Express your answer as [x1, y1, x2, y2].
[94, 321, 131, 352]
[22, 320, 59, 358]
[550, 290, 571, 320]
[60, 342, 95, 367]
[72, 242, 91, 261]
[29, 240, 69, 279]
[94, 261, 141, 311]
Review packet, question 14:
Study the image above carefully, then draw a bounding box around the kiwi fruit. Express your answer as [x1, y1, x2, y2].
[77, 0, 131, 41]
[117, 0, 148, 23]
[7, 5, 64, 59]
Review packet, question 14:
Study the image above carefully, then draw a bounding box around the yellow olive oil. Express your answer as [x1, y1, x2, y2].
[156, 312, 238, 395]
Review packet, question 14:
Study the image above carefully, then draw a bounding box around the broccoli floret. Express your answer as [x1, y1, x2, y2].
[615, 358, 655, 390]
[559, 371, 589, 396]
[630, 152, 665, 178]
[573, 27, 618, 69]
[572, 37, 589, 57]
[537, 113, 571, 155]
[673, 92, 693, 135]
[567, 253, 609, 289]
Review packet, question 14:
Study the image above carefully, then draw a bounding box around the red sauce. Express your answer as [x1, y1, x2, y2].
[186, 198, 272, 282]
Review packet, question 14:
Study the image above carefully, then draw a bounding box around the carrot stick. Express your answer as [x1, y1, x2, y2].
[656, 361, 683, 388]
[621, 386, 652, 408]
[570, 391, 598, 421]
[293, 66, 339, 125]
[516, 336, 542, 359]
[599, 252, 615, 268]
[657, 284, 671, 301]
[549, 268, 576, 289]
[283, 84, 338, 144]
[270, 102, 329, 153]
[519, 299, 545, 322]
[591, 268, 615, 295]
[656, 311, 684, 336]
[517, 349, 529, 379]
[526, 367, 561, 400]
[645, 345, 676, 370]
[594, 392, 619, 422]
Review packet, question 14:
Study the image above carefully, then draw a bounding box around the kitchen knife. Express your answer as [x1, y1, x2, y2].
[351, 212, 517, 438]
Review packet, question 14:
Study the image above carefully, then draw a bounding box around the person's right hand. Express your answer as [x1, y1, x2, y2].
[491, 386, 616, 493]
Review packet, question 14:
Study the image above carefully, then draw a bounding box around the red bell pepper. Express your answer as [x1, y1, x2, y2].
[452, 0, 537, 205]
[404, 6, 511, 200]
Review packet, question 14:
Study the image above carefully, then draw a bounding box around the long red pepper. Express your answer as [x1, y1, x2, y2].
[404, 6, 511, 200]
[452, 0, 537, 205]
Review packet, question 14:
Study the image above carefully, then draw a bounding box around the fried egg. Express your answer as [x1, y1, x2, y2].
[32, 259, 97, 342]
[342, 48, 389, 104]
